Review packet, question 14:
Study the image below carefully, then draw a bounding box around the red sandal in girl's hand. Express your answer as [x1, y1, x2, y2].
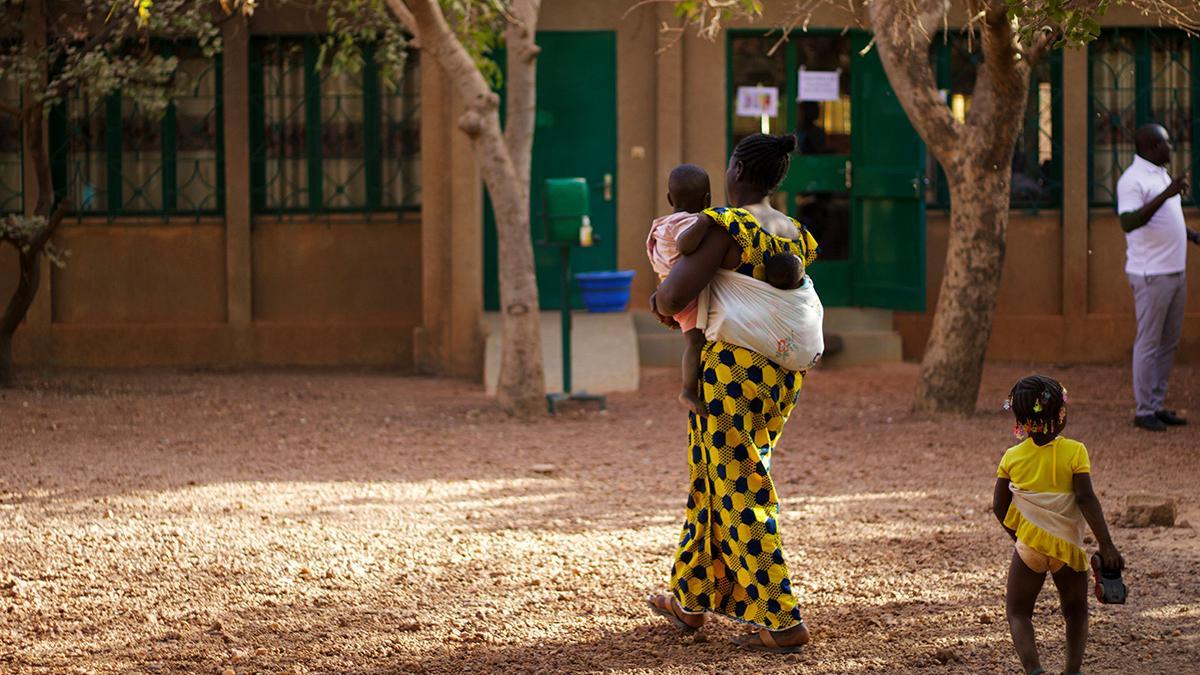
[1090, 553, 1127, 604]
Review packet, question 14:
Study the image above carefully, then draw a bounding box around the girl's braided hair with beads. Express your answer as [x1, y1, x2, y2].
[732, 133, 797, 194]
[1004, 374, 1068, 439]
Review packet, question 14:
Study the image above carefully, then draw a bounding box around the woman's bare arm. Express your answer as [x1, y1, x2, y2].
[653, 218, 733, 317]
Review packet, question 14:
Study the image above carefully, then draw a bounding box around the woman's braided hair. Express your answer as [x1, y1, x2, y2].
[1004, 374, 1068, 439]
[732, 133, 797, 194]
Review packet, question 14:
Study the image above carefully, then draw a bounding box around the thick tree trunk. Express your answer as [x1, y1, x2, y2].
[913, 5, 1031, 414]
[492, 0, 546, 416]
[0, 332, 11, 387]
[477, 118, 546, 417]
[869, 0, 1032, 413]
[0, 250, 41, 387]
[913, 165, 1010, 412]
[405, 0, 546, 416]
[0, 1, 54, 388]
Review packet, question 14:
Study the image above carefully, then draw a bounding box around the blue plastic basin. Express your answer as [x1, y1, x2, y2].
[575, 270, 636, 313]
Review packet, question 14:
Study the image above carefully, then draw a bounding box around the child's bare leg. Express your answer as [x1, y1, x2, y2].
[1050, 566, 1089, 674]
[1006, 550, 1046, 674]
[678, 329, 706, 416]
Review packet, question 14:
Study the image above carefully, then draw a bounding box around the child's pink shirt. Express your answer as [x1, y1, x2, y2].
[646, 212, 701, 331]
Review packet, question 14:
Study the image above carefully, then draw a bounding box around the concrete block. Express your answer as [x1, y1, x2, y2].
[484, 311, 640, 395]
[1123, 495, 1177, 528]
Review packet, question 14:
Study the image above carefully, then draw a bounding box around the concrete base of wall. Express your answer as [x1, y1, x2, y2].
[13, 322, 417, 369]
[895, 313, 1200, 364]
[819, 308, 904, 367]
[633, 311, 683, 367]
[483, 311, 640, 395]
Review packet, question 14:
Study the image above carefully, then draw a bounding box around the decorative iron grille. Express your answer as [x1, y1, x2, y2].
[49, 43, 223, 219]
[250, 37, 421, 215]
[926, 33, 1063, 211]
[1089, 29, 1196, 206]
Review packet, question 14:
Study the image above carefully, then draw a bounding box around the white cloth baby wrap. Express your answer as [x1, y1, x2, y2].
[696, 269, 825, 371]
[1009, 483, 1087, 552]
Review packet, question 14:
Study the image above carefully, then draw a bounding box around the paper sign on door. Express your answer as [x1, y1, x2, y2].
[735, 86, 780, 118]
[797, 69, 840, 102]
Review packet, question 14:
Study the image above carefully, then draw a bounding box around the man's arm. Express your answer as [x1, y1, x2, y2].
[992, 478, 1017, 541]
[1119, 173, 1189, 233]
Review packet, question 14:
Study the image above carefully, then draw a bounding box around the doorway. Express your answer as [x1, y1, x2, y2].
[727, 31, 926, 311]
[483, 31, 618, 311]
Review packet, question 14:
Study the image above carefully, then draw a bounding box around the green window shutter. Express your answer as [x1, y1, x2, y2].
[251, 35, 419, 216]
[249, 37, 266, 214]
[105, 93, 123, 214]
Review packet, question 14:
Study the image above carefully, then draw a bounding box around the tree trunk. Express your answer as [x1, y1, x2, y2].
[492, 0, 546, 416]
[912, 163, 1010, 412]
[912, 4, 1031, 414]
[0, 0, 53, 388]
[479, 117, 546, 417]
[0, 250, 40, 388]
[868, 0, 1033, 413]
[0, 332, 11, 387]
[405, 0, 546, 416]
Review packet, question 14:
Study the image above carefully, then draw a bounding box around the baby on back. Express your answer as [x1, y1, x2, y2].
[648, 164, 818, 414]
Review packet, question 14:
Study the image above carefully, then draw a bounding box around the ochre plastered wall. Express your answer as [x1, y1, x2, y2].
[8, 0, 1200, 374]
[51, 223, 228, 323]
[10, 6, 427, 370]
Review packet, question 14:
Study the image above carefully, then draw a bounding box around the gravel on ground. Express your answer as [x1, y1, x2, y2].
[1, 362, 1197, 674]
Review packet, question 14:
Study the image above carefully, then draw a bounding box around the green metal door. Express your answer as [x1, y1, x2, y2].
[483, 31, 617, 310]
[849, 34, 927, 311]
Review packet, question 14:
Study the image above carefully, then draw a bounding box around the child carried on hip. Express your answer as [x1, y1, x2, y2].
[646, 163, 823, 415]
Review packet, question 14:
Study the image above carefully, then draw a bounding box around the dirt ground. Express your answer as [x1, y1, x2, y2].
[1, 362, 1198, 674]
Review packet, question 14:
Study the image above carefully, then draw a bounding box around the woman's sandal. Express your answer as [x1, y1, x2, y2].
[730, 627, 807, 654]
[645, 594, 703, 633]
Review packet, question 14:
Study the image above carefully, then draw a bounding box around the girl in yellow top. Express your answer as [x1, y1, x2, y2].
[993, 375, 1123, 675]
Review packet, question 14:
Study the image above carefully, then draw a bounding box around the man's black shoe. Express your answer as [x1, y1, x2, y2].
[1155, 410, 1187, 426]
[1135, 414, 1167, 431]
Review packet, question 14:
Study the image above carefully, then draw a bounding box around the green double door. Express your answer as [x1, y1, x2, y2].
[735, 31, 926, 310]
[483, 31, 618, 310]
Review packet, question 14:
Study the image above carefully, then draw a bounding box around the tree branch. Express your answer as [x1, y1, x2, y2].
[383, 0, 421, 42]
[504, 0, 541, 195]
[977, 3, 1025, 98]
[406, 0, 499, 131]
[865, 0, 960, 164]
[29, 201, 68, 253]
[1022, 29, 1057, 67]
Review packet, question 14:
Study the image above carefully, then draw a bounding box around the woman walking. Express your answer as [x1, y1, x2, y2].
[646, 133, 818, 653]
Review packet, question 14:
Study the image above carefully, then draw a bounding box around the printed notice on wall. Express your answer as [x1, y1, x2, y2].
[735, 86, 780, 118]
[797, 69, 840, 102]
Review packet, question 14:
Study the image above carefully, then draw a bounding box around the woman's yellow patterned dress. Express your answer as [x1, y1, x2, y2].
[669, 206, 819, 631]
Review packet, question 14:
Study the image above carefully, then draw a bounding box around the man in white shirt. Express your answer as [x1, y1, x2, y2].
[1117, 124, 1199, 431]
